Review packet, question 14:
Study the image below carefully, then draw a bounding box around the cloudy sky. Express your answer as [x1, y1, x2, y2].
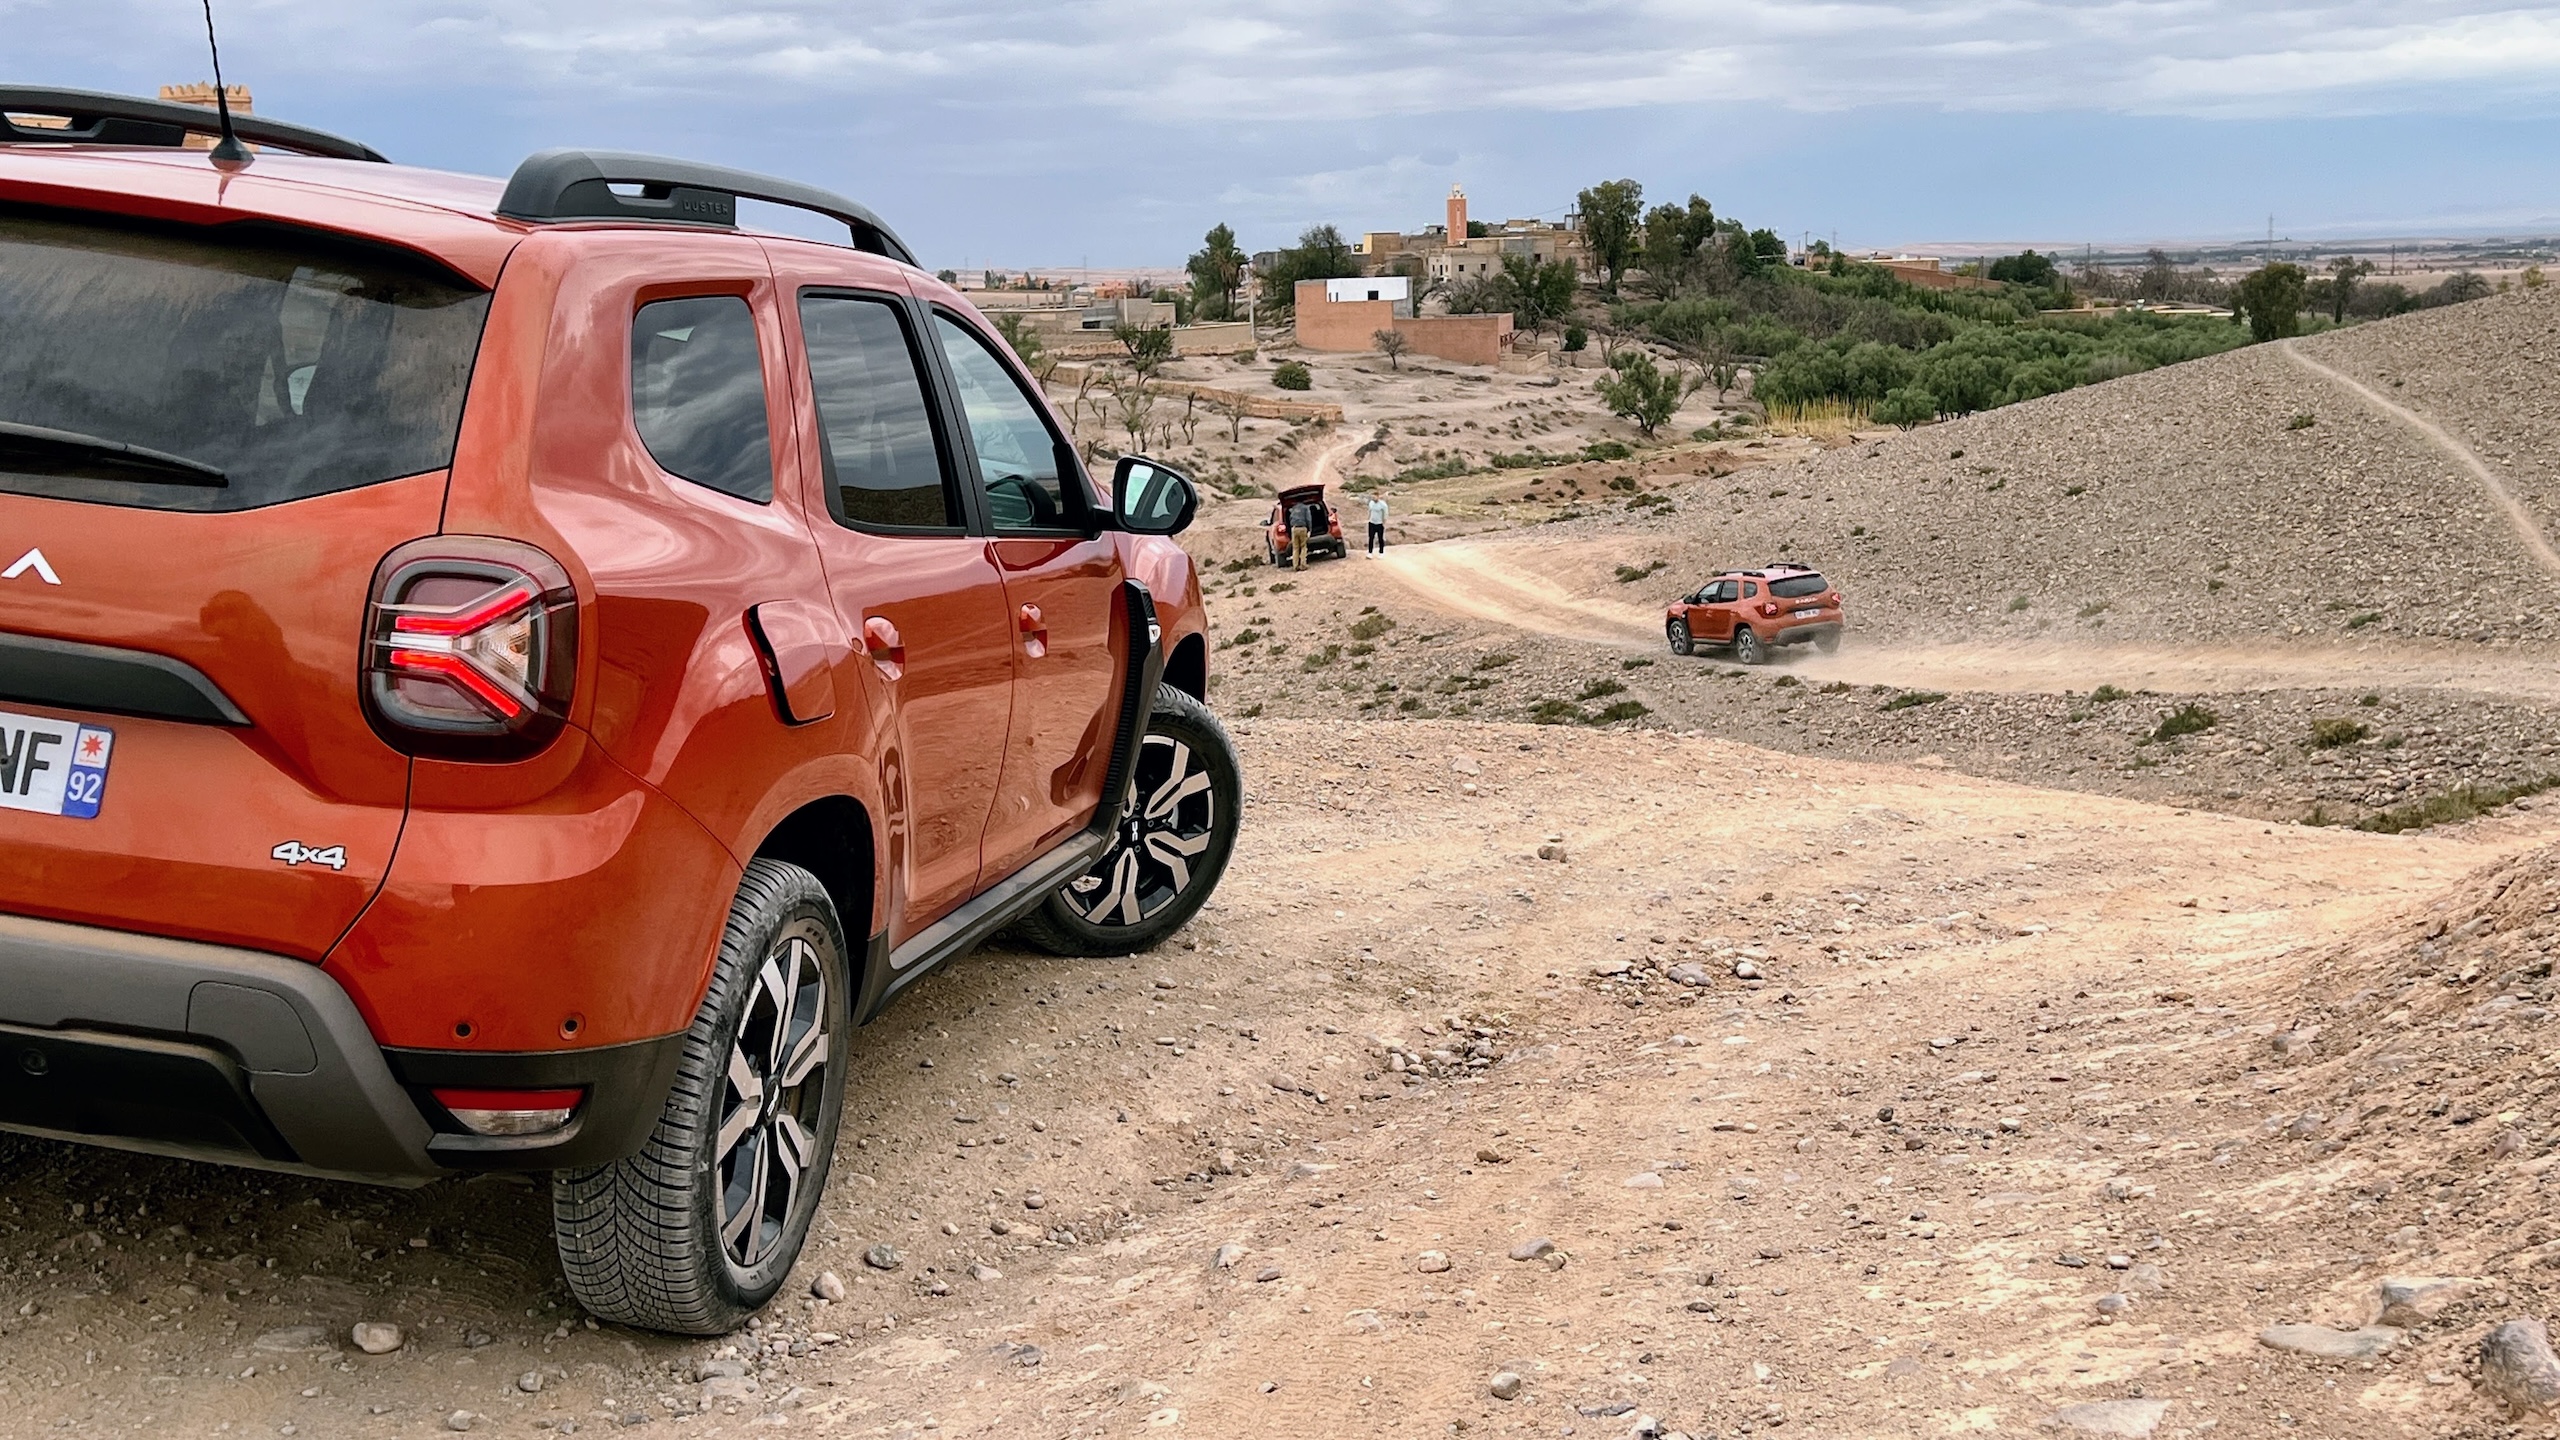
[14, 1, 2560, 268]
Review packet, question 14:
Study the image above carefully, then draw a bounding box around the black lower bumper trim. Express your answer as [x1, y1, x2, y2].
[384, 1035, 686, 1171]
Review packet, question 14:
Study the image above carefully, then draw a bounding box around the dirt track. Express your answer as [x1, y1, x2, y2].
[3, 717, 2556, 1438]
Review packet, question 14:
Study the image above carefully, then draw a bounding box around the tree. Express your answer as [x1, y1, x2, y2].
[2325, 255, 2374, 323]
[1702, 338, 1742, 401]
[991, 311, 1046, 369]
[1185, 223, 1248, 321]
[1113, 322, 1175, 379]
[1988, 250, 2059, 288]
[2137, 249, 2177, 302]
[1876, 387, 1937, 430]
[1497, 253, 1578, 333]
[1258, 225, 1358, 311]
[1111, 376, 1156, 453]
[2231, 262, 2307, 342]
[2420, 270, 2492, 308]
[1640, 195, 1716, 295]
[1576, 179, 1644, 295]
[1593, 350, 1699, 437]
[1372, 327, 1411, 370]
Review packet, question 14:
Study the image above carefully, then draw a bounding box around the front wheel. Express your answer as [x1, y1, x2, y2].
[1013, 684, 1242, 957]
[1668, 619, 1693, 657]
[552, 859, 850, 1335]
[1731, 626, 1766, 665]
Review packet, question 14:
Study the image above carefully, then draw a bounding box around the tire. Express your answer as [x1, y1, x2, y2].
[1813, 630, 1841, 655]
[1668, 619, 1693, 657]
[552, 859, 851, 1335]
[1012, 684, 1242, 957]
[1268, 539, 1286, 567]
[1731, 626, 1766, 665]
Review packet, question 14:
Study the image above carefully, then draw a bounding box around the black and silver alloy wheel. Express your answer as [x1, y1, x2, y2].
[716, 927, 832, 1271]
[1732, 626, 1765, 665]
[1062, 732, 1218, 928]
[1668, 618, 1693, 656]
[554, 859, 850, 1335]
[1015, 683, 1242, 957]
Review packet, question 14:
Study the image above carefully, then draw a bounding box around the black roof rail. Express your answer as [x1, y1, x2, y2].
[496, 149, 916, 268]
[0, 86, 385, 162]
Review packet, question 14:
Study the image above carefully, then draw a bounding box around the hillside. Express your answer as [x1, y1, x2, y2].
[1564, 286, 2560, 650]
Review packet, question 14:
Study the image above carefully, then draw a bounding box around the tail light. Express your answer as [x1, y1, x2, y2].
[1759, 602, 1781, 617]
[363, 537, 578, 761]
[431, 1087, 583, 1137]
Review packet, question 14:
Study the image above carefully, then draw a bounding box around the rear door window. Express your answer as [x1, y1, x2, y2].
[799, 295, 961, 530]
[930, 313, 1083, 532]
[0, 208, 488, 513]
[631, 295, 773, 502]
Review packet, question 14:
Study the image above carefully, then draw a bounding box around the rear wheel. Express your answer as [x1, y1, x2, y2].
[1731, 626, 1766, 665]
[1668, 619, 1693, 657]
[552, 859, 849, 1335]
[1813, 629, 1841, 655]
[1013, 684, 1242, 957]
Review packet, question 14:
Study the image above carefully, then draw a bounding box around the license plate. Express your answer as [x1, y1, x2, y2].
[0, 709, 113, 819]
[1793, 608, 1821, 619]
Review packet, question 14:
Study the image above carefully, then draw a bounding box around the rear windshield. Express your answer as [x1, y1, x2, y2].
[0, 207, 489, 512]
[1768, 573, 1829, 599]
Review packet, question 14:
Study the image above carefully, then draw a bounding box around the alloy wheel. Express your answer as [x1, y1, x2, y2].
[715, 929, 832, 1272]
[1063, 734, 1219, 928]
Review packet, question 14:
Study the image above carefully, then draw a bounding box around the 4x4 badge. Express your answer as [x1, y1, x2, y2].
[271, 841, 348, 871]
[3, 548, 59, 585]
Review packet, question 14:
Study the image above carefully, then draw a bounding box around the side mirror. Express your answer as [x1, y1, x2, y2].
[1113, 456, 1198, 536]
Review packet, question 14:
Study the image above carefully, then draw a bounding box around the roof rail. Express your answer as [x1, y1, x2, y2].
[0, 86, 385, 162]
[496, 149, 916, 268]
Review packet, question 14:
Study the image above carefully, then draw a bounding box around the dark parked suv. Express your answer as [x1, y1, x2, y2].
[0, 89, 1239, 1334]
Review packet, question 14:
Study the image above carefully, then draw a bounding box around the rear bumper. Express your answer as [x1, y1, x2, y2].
[1768, 618, 1843, 646]
[0, 911, 679, 1185]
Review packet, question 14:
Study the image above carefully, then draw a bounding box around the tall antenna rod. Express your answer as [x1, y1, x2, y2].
[200, 0, 250, 165]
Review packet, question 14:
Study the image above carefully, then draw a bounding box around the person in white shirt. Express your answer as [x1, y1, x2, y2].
[1366, 495, 1389, 555]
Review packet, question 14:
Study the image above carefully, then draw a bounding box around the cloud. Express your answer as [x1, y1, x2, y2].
[31, 0, 2560, 124]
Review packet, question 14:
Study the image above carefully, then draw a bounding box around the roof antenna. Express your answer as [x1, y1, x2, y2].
[199, 0, 251, 165]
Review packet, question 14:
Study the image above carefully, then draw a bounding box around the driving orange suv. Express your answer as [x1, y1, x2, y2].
[0, 88, 1239, 1335]
[1665, 564, 1844, 662]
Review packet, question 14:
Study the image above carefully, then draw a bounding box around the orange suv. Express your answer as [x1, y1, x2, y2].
[1665, 564, 1843, 662]
[0, 89, 1239, 1334]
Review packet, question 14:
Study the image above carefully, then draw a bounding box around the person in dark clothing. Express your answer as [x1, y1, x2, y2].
[1287, 499, 1312, 570]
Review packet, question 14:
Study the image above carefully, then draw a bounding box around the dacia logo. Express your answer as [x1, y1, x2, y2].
[2, 548, 59, 585]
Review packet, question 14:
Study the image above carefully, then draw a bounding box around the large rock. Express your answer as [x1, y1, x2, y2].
[2480, 1318, 2560, 1417]
[2040, 1398, 2168, 1436]
[2258, 1323, 2403, 1360]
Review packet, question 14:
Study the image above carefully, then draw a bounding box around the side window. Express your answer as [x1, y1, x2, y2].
[1742, 582, 1760, 599]
[630, 296, 772, 503]
[931, 313, 1080, 531]
[799, 295, 961, 530]
[1712, 581, 1739, 603]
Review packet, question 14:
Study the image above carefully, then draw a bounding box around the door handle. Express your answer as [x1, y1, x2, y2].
[864, 615, 905, 682]
[1017, 603, 1047, 660]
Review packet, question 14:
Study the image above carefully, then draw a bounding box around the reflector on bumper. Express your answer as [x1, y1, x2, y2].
[430, 1087, 583, 1137]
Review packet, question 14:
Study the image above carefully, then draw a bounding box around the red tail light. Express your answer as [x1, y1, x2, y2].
[1759, 602, 1781, 617]
[363, 537, 578, 761]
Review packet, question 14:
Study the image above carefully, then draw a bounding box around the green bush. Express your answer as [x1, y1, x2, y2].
[1576, 678, 1626, 701]
[1349, 613, 1395, 641]
[2152, 704, 2218, 740]
[1563, 325, 1588, 352]
[1272, 360, 1313, 391]
[1583, 440, 1633, 462]
[2310, 718, 2367, 749]
[1879, 691, 1947, 711]
[1590, 700, 1650, 724]
[2088, 684, 2130, 703]
[1614, 559, 1667, 583]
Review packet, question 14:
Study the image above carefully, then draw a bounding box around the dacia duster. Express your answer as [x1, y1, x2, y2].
[0, 88, 1239, 1335]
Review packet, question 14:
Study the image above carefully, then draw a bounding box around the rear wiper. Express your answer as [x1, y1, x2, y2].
[0, 420, 229, 488]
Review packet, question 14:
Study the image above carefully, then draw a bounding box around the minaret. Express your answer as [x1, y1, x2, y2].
[1447, 186, 1468, 240]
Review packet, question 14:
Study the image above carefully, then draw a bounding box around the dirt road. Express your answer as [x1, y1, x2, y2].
[1377, 533, 2560, 703]
[2, 720, 2552, 1438]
